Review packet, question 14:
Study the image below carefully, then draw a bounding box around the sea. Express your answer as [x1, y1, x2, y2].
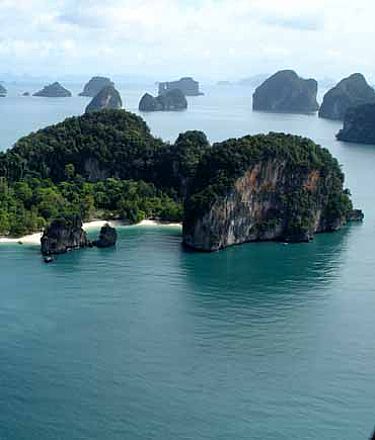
[0, 81, 374, 440]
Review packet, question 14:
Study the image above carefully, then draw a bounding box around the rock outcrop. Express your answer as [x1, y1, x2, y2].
[93, 224, 117, 248]
[319, 74, 375, 120]
[347, 209, 364, 222]
[41, 215, 89, 255]
[183, 133, 358, 252]
[85, 85, 123, 113]
[158, 77, 203, 96]
[79, 76, 114, 97]
[22, 92, 30, 97]
[139, 89, 187, 112]
[252, 70, 319, 113]
[33, 82, 72, 98]
[0, 84, 7, 97]
[336, 103, 375, 144]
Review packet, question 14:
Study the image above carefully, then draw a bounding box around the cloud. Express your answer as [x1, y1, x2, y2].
[0, 0, 374, 81]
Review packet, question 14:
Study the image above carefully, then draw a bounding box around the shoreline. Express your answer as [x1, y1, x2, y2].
[0, 219, 182, 246]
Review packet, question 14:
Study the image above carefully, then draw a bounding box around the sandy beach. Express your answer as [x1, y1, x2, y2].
[0, 219, 182, 246]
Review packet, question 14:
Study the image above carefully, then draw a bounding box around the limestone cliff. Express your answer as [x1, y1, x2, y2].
[252, 70, 319, 113]
[79, 76, 114, 97]
[41, 215, 89, 255]
[183, 133, 358, 252]
[319, 74, 375, 120]
[85, 85, 122, 113]
[336, 103, 375, 144]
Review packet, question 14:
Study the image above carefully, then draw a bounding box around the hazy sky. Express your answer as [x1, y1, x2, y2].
[1, 0, 373, 81]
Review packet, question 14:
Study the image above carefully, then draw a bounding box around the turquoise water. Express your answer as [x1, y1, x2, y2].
[1, 83, 375, 439]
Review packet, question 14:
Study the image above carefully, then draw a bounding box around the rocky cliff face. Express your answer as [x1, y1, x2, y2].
[79, 76, 114, 97]
[139, 89, 187, 112]
[158, 77, 203, 96]
[85, 85, 123, 113]
[319, 74, 375, 120]
[183, 133, 357, 252]
[252, 70, 319, 113]
[41, 215, 89, 255]
[336, 104, 375, 145]
[336, 103, 375, 144]
[33, 82, 72, 98]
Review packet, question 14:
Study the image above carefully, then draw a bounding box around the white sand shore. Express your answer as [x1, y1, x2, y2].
[0, 219, 182, 246]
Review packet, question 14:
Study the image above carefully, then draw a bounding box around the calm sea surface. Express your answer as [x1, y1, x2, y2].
[0, 82, 374, 439]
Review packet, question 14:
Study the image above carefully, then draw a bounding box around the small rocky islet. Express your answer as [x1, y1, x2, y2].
[41, 216, 117, 257]
[252, 70, 319, 114]
[139, 89, 187, 112]
[33, 82, 72, 97]
[319, 73, 375, 121]
[0, 83, 7, 97]
[0, 108, 362, 255]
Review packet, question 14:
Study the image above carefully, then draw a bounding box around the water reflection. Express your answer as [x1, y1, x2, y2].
[181, 227, 352, 314]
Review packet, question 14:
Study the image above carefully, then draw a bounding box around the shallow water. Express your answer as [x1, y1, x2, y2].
[0, 82, 374, 439]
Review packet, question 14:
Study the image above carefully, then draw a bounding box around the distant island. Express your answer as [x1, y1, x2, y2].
[85, 85, 122, 113]
[336, 103, 375, 144]
[319, 73, 375, 120]
[0, 83, 7, 97]
[253, 70, 319, 113]
[0, 110, 361, 252]
[139, 89, 188, 112]
[79, 76, 115, 97]
[158, 77, 203, 96]
[33, 82, 72, 97]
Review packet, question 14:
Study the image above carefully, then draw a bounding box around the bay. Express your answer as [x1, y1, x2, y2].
[0, 82, 374, 439]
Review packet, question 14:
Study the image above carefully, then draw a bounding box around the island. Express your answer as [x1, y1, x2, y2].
[0, 109, 361, 253]
[183, 133, 359, 251]
[252, 70, 319, 113]
[85, 85, 123, 113]
[33, 82, 72, 97]
[319, 73, 375, 120]
[139, 89, 187, 112]
[79, 76, 114, 97]
[0, 84, 7, 97]
[336, 103, 375, 144]
[158, 77, 203, 96]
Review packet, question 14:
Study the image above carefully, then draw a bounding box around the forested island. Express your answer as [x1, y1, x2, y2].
[252, 70, 319, 113]
[319, 74, 375, 120]
[33, 82, 72, 98]
[0, 109, 361, 251]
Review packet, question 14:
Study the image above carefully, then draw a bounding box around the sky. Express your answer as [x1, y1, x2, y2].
[0, 0, 374, 82]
